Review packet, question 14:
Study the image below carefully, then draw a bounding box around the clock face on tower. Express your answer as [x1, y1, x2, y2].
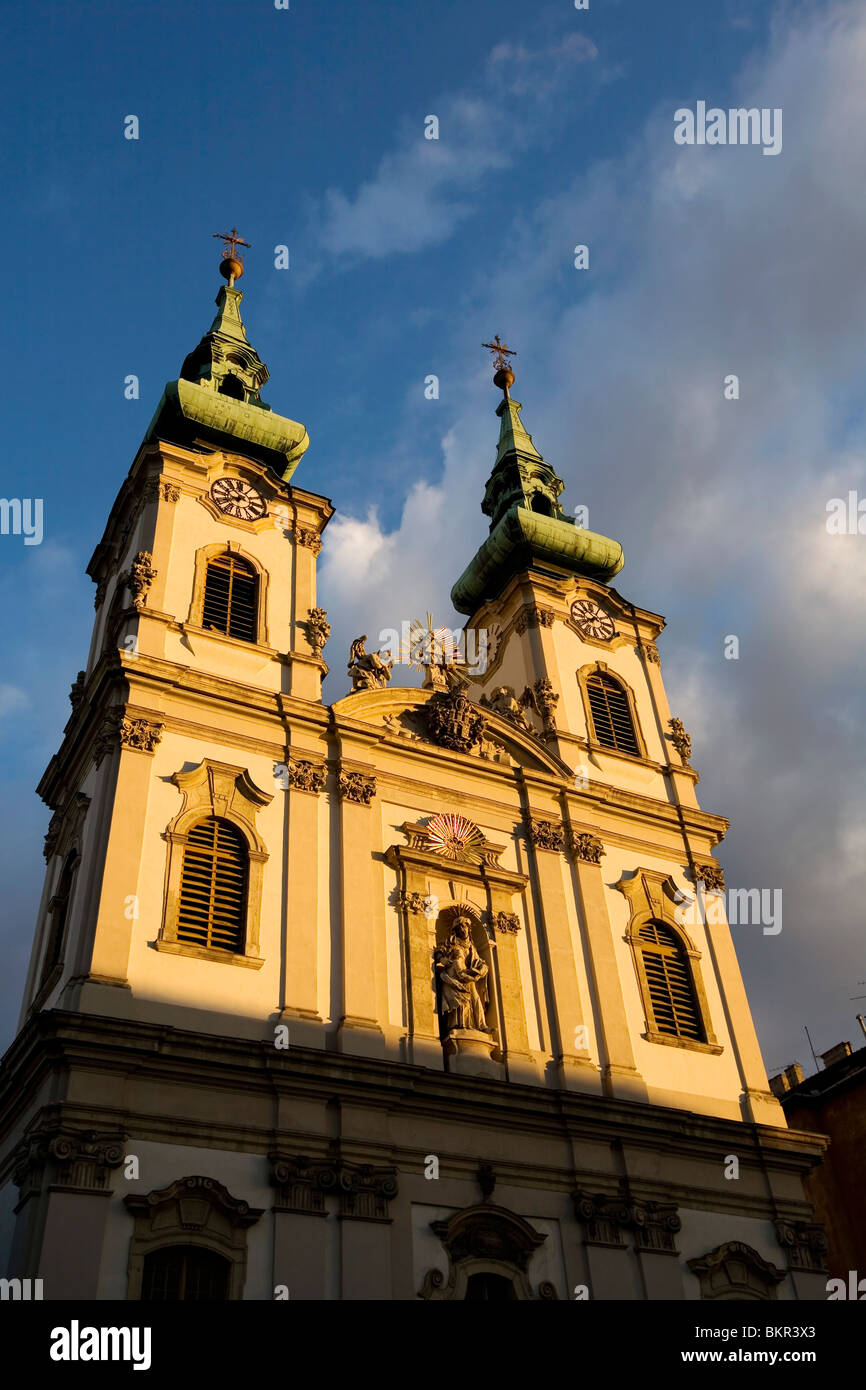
[210, 478, 267, 521]
[570, 598, 615, 642]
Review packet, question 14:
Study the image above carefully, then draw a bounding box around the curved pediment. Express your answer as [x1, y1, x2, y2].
[331, 685, 573, 779]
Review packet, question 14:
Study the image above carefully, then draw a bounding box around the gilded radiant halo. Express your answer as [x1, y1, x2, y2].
[424, 813, 485, 862]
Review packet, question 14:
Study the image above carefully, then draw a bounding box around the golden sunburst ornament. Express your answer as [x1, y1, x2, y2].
[425, 813, 485, 862]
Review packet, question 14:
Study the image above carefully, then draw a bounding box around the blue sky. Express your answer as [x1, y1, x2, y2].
[2, 0, 866, 1071]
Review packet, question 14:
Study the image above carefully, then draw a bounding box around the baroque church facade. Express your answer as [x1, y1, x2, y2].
[0, 247, 829, 1300]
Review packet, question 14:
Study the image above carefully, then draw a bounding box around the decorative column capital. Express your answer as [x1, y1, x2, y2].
[569, 831, 605, 864]
[515, 606, 555, 635]
[694, 860, 725, 892]
[492, 910, 521, 934]
[526, 817, 564, 852]
[12, 1122, 126, 1197]
[338, 770, 377, 805]
[292, 525, 323, 556]
[573, 1188, 680, 1252]
[143, 478, 181, 503]
[773, 1219, 828, 1272]
[286, 759, 327, 794]
[120, 716, 164, 754]
[269, 1154, 398, 1221]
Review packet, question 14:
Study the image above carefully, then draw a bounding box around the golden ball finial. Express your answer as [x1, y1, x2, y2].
[482, 335, 517, 397]
[219, 255, 244, 283]
[213, 227, 251, 287]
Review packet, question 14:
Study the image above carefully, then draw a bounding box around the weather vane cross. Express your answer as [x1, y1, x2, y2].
[213, 227, 251, 261]
[481, 334, 516, 371]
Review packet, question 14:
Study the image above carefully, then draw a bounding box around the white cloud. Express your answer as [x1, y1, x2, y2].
[315, 36, 599, 261]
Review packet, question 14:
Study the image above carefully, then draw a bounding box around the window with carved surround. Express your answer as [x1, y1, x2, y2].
[202, 553, 257, 642]
[577, 663, 646, 759]
[616, 869, 722, 1055]
[634, 920, 702, 1041]
[176, 818, 247, 954]
[187, 543, 270, 648]
[158, 760, 272, 969]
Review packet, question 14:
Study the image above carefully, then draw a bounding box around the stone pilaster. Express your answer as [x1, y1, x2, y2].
[337, 767, 385, 1056]
[571, 851, 646, 1102]
[526, 818, 598, 1092]
[9, 1122, 126, 1298]
[281, 759, 327, 1042]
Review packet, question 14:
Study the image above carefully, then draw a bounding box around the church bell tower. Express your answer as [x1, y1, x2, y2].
[0, 256, 829, 1304]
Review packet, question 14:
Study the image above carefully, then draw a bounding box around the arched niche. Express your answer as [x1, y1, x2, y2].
[433, 903, 501, 1067]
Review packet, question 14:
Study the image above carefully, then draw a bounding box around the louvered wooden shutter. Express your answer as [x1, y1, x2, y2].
[202, 553, 258, 643]
[638, 921, 702, 1039]
[586, 672, 640, 755]
[176, 818, 247, 953]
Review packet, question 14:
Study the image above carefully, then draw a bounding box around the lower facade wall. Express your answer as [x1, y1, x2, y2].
[0, 1013, 830, 1302]
[2, 1141, 828, 1302]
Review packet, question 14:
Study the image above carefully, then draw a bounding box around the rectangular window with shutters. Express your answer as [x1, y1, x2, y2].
[176, 818, 248, 954]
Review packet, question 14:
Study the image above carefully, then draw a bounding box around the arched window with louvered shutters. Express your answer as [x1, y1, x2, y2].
[176, 818, 248, 954]
[585, 670, 640, 756]
[202, 553, 258, 643]
[637, 921, 703, 1041]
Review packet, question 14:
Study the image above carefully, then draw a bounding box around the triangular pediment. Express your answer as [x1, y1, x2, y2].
[332, 685, 573, 779]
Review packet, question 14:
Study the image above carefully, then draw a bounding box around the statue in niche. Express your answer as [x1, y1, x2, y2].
[347, 635, 393, 691]
[434, 915, 490, 1035]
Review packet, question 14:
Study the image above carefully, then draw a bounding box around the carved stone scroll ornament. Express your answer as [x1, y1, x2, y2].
[347, 635, 392, 691]
[669, 717, 692, 765]
[397, 890, 429, 916]
[531, 677, 559, 730]
[642, 641, 660, 664]
[304, 607, 330, 656]
[338, 770, 377, 804]
[493, 911, 520, 935]
[127, 551, 157, 610]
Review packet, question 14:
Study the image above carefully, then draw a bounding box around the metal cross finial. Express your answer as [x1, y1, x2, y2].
[213, 227, 252, 260]
[482, 335, 516, 371]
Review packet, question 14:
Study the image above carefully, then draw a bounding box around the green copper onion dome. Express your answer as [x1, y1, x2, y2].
[450, 350, 624, 615]
[146, 238, 309, 480]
